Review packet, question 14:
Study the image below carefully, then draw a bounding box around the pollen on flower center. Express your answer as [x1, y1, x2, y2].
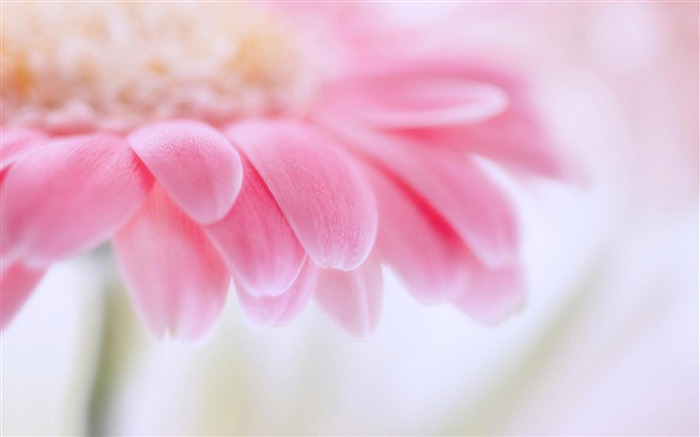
[1, 3, 316, 133]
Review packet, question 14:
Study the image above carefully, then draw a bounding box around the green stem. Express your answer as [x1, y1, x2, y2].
[86, 279, 141, 437]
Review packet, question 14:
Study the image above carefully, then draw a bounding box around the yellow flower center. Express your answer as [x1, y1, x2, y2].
[1, 2, 316, 133]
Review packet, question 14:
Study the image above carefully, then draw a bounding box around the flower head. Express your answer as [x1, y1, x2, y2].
[1, 3, 565, 339]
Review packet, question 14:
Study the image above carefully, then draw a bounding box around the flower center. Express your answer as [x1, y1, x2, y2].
[1, 3, 316, 133]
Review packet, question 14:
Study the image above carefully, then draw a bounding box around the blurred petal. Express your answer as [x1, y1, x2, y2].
[0, 261, 45, 330]
[325, 74, 508, 128]
[454, 262, 525, 325]
[236, 258, 318, 328]
[227, 119, 377, 271]
[205, 157, 306, 297]
[402, 108, 566, 179]
[1, 129, 47, 170]
[368, 166, 469, 303]
[1, 134, 153, 264]
[353, 57, 566, 178]
[318, 122, 517, 268]
[113, 185, 230, 340]
[129, 121, 243, 224]
[315, 254, 383, 338]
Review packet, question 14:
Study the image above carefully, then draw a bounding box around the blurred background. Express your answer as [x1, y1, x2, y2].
[2, 2, 698, 436]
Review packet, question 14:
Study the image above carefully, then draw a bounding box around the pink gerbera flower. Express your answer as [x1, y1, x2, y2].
[0, 3, 564, 339]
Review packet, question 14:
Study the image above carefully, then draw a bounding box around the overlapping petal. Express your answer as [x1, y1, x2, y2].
[113, 185, 230, 340]
[0, 261, 45, 330]
[400, 107, 566, 179]
[235, 258, 319, 328]
[315, 254, 383, 338]
[368, 166, 470, 303]
[323, 74, 508, 128]
[326, 57, 565, 178]
[1, 134, 153, 265]
[205, 157, 306, 297]
[1, 129, 47, 170]
[317, 122, 517, 269]
[454, 262, 525, 325]
[228, 119, 377, 271]
[129, 121, 243, 224]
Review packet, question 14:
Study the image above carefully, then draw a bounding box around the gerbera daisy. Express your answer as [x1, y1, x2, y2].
[0, 3, 565, 339]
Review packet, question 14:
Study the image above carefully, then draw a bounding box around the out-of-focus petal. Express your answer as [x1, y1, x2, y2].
[1, 129, 47, 170]
[1, 134, 153, 265]
[0, 261, 45, 330]
[113, 185, 230, 341]
[227, 119, 377, 271]
[318, 121, 517, 269]
[368, 166, 469, 303]
[325, 74, 508, 128]
[128, 121, 243, 224]
[205, 157, 306, 297]
[401, 108, 566, 179]
[351, 57, 566, 178]
[454, 262, 525, 325]
[235, 258, 318, 328]
[315, 254, 383, 338]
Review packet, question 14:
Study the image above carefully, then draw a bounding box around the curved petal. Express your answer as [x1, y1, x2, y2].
[235, 258, 318, 328]
[113, 185, 230, 341]
[368, 166, 469, 303]
[1, 129, 47, 170]
[325, 75, 508, 128]
[128, 121, 243, 224]
[0, 261, 45, 330]
[315, 254, 383, 338]
[318, 122, 517, 268]
[227, 119, 377, 271]
[454, 262, 525, 325]
[1, 134, 154, 264]
[330, 57, 566, 179]
[399, 107, 567, 179]
[204, 157, 306, 297]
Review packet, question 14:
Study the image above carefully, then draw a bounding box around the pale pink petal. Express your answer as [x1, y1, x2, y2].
[325, 74, 508, 128]
[113, 185, 230, 340]
[400, 107, 566, 179]
[235, 258, 318, 328]
[128, 121, 243, 224]
[315, 254, 383, 338]
[368, 166, 469, 303]
[1, 134, 154, 264]
[454, 262, 525, 325]
[351, 57, 566, 178]
[0, 261, 45, 330]
[227, 119, 377, 271]
[354, 56, 527, 98]
[205, 157, 306, 297]
[318, 121, 517, 268]
[1, 129, 47, 169]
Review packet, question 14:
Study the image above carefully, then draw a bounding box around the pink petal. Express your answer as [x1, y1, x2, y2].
[325, 74, 508, 128]
[400, 106, 566, 179]
[350, 57, 566, 178]
[113, 185, 230, 340]
[315, 254, 383, 338]
[128, 121, 243, 224]
[318, 122, 517, 268]
[454, 262, 525, 325]
[204, 157, 306, 297]
[235, 258, 318, 328]
[368, 166, 469, 303]
[354, 56, 527, 98]
[1, 134, 154, 265]
[1, 129, 47, 170]
[227, 119, 377, 271]
[0, 261, 45, 330]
